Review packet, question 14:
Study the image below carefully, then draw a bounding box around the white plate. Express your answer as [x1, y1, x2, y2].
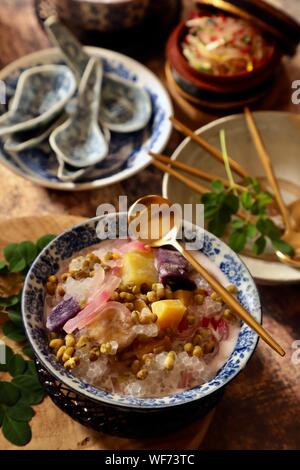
[0, 47, 173, 191]
[163, 111, 300, 284]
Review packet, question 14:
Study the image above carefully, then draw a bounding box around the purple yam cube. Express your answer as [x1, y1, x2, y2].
[156, 248, 196, 291]
[46, 297, 81, 332]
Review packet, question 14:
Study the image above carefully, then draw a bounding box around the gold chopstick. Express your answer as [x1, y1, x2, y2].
[149, 159, 285, 356]
[150, 151, 230, 187]
[151, 158, 209, 195]
[244, 107, 291, 230]
[150, 151, 247, 193]
[170, 116, 248, 178]
[151, 156, 249, 222]
[179, 244, 285, 357]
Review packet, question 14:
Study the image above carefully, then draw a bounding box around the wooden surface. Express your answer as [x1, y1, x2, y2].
[0, 0, 299, 450]
[0, 214, 214, 450]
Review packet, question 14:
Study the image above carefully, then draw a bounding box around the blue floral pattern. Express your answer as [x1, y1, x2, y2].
[22, 214, 261, 410]
[0, 65, 76, 136]
[0, 52, 172, 187]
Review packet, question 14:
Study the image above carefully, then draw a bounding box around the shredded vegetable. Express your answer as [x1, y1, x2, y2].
[182, 14, 272, 76]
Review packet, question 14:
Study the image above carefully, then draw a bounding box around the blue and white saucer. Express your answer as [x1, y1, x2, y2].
[0, 47, 173, 191]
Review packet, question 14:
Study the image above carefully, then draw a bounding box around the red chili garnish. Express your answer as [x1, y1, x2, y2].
[210, 317, 219, 330]
[178, 316, 189, 333]
[201, 289, 209, 297]
[216, 317, 229, 340]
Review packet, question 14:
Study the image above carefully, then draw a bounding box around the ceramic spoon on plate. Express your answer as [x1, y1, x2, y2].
[128, 194, 285, 357]
[0, 64, 76, 137]
[3, 113, 67, 153]
[44, 16, 152, 133]
[50, 57, 109, 169]
[56, 158, 93, 182]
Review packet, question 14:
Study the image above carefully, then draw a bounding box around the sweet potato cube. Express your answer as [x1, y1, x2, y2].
[122, 251, 158, 287]
[151, 299, 186, 330]
[173, 290, 193, 306]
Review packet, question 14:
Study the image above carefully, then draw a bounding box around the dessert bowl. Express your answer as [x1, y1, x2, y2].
[22, 212, 260, 433]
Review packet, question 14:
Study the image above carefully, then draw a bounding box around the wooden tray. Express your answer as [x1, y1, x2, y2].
[0, 214, 214, 450]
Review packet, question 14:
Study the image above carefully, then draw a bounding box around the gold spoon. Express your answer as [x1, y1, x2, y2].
[128, 195, 285, 357]
[244, 107, 300, 268]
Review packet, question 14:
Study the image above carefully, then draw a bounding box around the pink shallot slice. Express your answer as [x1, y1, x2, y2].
[120, 240, 150, 253]
[88, 265, 105, 292]
[63, 273, 121, 333]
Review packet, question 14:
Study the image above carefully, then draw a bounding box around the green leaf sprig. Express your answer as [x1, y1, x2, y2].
[1, 234, 55, 274]
[202, 131, 294, 257]
[0, 345, 44, 446]
[0, 234, 56, 446]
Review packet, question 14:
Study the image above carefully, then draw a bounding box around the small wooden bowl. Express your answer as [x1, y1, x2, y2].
[167, 62, 278, 107]
[166, 14, 281, 94]
[165, 62, 275, 112]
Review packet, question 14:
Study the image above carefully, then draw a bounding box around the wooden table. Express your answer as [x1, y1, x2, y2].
[0, 0, 300, 450]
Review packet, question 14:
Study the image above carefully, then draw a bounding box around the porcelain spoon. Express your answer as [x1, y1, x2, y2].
[0, 64, 76, 137]
[50, 57, 109, 168]
[44, 16, 152, 133]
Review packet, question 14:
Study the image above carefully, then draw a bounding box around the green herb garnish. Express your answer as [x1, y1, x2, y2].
[202, 131, 294, 257]
[0, 234, 56, 446]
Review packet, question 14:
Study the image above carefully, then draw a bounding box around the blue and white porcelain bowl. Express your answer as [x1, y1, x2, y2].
[22, 213, 261, 413]
[0, 47, 172, 190]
